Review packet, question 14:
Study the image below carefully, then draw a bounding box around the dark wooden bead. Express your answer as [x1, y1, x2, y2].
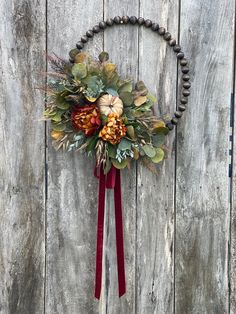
[158, 27, 166, 35]
[99, 21, 106, 29]
[81, 35, 88, 43]
[166, 122, 174, 130]
[168, 39, 176, 46]
[130, 16, 137, 24]
[106, 18, 114, 26]
[93, 25, 100, 33]
[145, 19, 152, 27]
[181, 97, 188, 104]
[86, 30, 94, 38]
[114, 16, 121, 24]
[173, 45, 181, 52]
[69, 48, 80, 58]
[182, 66, 190, 74]
[180, 58, 188, 66]
[151, 23, 159, 31]
[76, 41, 84, 49]
[175, 111, 183, 118]
[177, 52, 184, 59]
[183, 81, 191, 89]
[182, 89, 190, 97]
[138, 17, 145, 25]
[182, 74, 190, 81]
[122, 15, 129, 24]
[178, 104, 186, 112]
[171, 117, 179, 125]
[164, 32, 171, 40]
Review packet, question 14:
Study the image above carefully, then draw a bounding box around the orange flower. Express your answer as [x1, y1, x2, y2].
[71, 105, 101, 136]
[99, 113, 126, 145]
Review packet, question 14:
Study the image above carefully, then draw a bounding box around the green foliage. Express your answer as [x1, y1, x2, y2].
[119, 91, 134, 106]
[72, 63, 87, 79]
[44, 50, 170, 173]
[112, 158, 129, 169]
[151, 148, 165, 163]
[118, 138, 132, 151]
[142, 144, 156, 158]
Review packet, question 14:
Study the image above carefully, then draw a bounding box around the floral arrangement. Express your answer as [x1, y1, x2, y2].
[44, 51, 170, 174]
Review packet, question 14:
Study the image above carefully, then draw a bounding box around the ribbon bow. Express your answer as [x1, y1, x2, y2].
[94, 165, 126, 299]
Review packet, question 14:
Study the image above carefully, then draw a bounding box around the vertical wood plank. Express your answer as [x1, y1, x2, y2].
[102, 3, 139, 313]
[0, 0, 46, 313]
[230, 7, 236, 313]
[176, 0, 234, 312]
[46, 1, 103, 313]
[136, 2, 179, 314]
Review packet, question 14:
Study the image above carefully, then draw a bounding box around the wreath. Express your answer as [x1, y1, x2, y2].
[42, 15, 191, 299]
[44, 51, 171, 173]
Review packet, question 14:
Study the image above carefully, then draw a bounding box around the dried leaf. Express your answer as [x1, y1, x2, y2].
[134, 96, 147, 106]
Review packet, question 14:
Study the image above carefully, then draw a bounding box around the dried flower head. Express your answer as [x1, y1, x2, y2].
[99, 113, 126, 145]
[71, 105, 101, 136]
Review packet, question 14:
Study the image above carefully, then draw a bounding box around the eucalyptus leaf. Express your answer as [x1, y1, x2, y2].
[119, 91, 134, 106]
[51, 113, 62, 122]
[72, 63, 87, 79]
[56, 102, 70, 110]
[51, 122, 66, 132]
[112, 158, 128, 169]
[152, 133, 166, 147]
[118, 138, 132, 151]
[154, 126, 169, 135]
[118, 82, 132, 94]
[151, 148, 165, 163]
[142, 144, 156, 158]
[106, 88, 119, 96]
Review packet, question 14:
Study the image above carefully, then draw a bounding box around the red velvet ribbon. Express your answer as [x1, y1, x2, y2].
[94, 165, 126, 299]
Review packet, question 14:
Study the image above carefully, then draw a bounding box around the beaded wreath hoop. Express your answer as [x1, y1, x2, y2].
[43, 16, 191, 299]
[71, 15, 191, 131]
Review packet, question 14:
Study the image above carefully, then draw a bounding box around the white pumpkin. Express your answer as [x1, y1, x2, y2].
[97, 94, 123, 116]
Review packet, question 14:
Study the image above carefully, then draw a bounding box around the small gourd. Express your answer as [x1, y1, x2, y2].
[97, 94, 123, 116]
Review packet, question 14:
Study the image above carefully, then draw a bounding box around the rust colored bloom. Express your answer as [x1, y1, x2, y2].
[99, 113, 127, 145]
[71, 105, 101, 136]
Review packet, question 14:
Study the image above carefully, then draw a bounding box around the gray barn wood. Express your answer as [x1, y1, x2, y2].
[0, 0, 236, 313]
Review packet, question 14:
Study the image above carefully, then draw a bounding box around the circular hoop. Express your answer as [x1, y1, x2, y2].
[69, 16, 191, 131]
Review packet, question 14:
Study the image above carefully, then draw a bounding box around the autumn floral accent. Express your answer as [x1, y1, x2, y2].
[43, 51, 170, 173]
[71, 105, 101, 136]
[99, 113, 126, 145]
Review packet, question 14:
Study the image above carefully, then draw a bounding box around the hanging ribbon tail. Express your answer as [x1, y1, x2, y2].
[94, 167, 106, 299]
[94, 165, 126, 299]
[114, 169, 126, 297]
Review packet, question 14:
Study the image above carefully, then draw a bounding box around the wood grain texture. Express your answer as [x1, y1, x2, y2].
[230, 11, 236, 313]
[175, 0, 234, 313]
[0, 1, 235, 313]
[0, 0, 46, 313]
[136, 2, 178, 313]
[102, 2, 139, 313]
[46, 1, 103, 313]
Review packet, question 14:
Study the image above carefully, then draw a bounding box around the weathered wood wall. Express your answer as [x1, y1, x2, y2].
[0, 0, 235, 313]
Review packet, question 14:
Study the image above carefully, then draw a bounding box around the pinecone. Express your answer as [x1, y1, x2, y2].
[99, 113, 126, 145]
